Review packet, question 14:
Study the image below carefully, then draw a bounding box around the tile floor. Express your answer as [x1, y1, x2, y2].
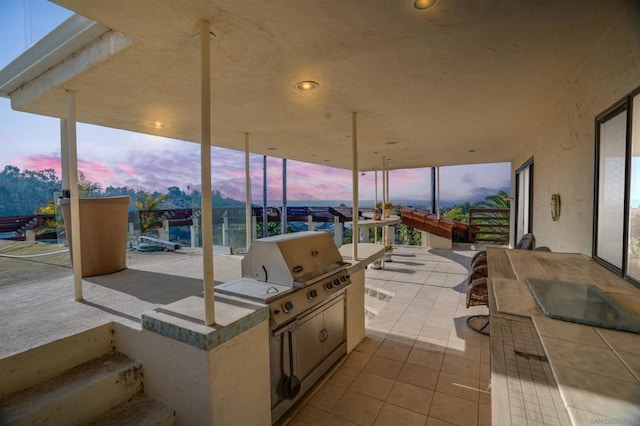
[287, 245, 491, 426]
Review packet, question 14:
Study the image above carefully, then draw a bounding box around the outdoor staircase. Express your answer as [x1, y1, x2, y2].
[0, 324, 175, 425]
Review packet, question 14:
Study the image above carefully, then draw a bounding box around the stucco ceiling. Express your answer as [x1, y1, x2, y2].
[5, 0, 633, 171]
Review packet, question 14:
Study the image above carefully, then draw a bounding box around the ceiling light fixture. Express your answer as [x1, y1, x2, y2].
[268, 147, 277, 151]
[149, 121, 167, 129]
[385, 141, 398, 145]
[295, 81, 319, 91]
[413, 0, 436, 10]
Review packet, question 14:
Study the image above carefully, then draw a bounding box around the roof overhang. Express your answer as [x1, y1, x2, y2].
[0, 0, 634, 171]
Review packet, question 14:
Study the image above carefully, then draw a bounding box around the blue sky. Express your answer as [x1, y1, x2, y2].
[0, 0, 511, 203]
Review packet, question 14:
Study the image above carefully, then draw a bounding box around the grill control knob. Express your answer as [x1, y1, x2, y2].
[282, 301, 294, 313]
[308, 289, 318, 299]
[325, 282, 333, 290]
[333, 278, 341, 286]
[340, 275, 348, 283]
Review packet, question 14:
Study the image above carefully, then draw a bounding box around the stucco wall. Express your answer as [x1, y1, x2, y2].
[511, 4, 640, 254]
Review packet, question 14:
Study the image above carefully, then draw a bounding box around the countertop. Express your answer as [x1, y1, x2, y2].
[487, 248, 640, 424]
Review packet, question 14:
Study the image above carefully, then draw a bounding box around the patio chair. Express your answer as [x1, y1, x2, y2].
[465, 233, 536, 335]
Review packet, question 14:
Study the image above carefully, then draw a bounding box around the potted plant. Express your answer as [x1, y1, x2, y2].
[383, 202, 393, 218]
[384, 244, 393, 262]
[373, 207, 382, 221]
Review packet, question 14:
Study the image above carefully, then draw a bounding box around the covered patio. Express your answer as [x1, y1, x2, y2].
[1, 0, 640, 424]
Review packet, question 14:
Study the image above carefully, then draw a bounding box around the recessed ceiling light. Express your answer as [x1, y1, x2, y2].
[323, 159, 331, 162]
[468, 149, 476, 153]
[268, 147, 277, 151]
[385, 141, 398, 145]
[295, 81, 319, 91]
[413, 0, 436, 10]
[149, 121, 167, 129]
[311, 154, 317, 157]
[373, 151, 379, 154]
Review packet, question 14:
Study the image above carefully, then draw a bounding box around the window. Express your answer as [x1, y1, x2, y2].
[515, 158, 533, 245]
[593, 89, 640, 285]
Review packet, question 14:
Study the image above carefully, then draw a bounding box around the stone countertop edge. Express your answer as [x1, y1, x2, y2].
[339, 243, 385, 275]
[141, 294, 269, 351]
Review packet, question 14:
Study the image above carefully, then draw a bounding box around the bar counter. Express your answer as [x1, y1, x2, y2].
[486, 248, 640, 425]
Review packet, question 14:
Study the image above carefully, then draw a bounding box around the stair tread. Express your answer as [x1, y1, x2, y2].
[0, 352, 139, 420]
[89, 393, 175, 426]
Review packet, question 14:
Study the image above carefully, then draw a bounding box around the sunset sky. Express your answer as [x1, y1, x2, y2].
[0, 1, 510, 204]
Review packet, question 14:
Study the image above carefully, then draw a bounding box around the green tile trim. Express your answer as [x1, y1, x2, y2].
[141, 307, 269, 351]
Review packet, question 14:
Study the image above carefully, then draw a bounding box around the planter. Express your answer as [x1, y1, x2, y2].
[384, 208, 391, 218]
[384, 249, 393, 262]
[59, 196, 130, 277]
[371, 258, 383, 269]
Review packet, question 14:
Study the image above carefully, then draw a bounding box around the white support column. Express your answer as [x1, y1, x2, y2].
[307, 215, 314, 232]
[244, 133, 252, 249]
[200, 19, 215, 326]
[66, 91, 82, 300]
[282, 158, 287, 234]
[60, 119, 70, 195]
[381, 156, 387, 245]
[352, 112, 359, 261]
[374, 168, 378, 244]
[334, 216, 343, 247]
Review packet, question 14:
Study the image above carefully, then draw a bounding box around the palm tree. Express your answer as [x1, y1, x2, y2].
[475, 191, 510, 209]
[136, 191, 168, 235]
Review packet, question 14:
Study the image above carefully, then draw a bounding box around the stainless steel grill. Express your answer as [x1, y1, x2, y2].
[215, 231, 351, 423]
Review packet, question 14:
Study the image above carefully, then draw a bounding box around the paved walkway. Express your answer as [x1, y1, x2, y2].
[288, 245, 491, 426]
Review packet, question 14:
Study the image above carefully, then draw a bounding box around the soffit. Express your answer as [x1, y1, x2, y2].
[8, 0, 633, 170]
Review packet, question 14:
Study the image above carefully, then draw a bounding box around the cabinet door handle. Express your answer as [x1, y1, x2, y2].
[319, 329, 328, 342]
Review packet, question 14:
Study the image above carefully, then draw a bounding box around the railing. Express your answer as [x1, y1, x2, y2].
[468, 208, 510, 245]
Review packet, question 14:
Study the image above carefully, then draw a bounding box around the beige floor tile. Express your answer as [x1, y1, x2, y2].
[349, 370, 395, 401]
[386, 381, 434, 415]
[426, 416, 456, 425]
[375, 341, 411, 361]
[445, 341, 481, 361]
[397, 363, 439, 390]
[419, 324, 451, 340]
[309, 383, 347, 412]
[429, 391, 478, 426]
[373, 403, 428, 426]
[322, 414, 359, 425]
[435, 371, 480, 402]
[363, 355, 404, 380]
[329, 365, 360, 389]
[288, 405, 328, 426]
[448, 328, 486, 347]
[440, 353, 480, 380]
[414, 336, 448, 354]
[355, 336, 384, 355]
[343, 349, 373, 371]
[407, 348, 444, 370]
[542, 336, 636, 382]
[385, 330, 418, 347]
[331, 390, 384, 426]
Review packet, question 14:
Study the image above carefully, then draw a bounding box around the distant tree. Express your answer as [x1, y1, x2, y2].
[442, 206, 469, 223]
[0, 165, 61, 215]
[78, 171, 102, 192]
[475, 191, 510, 209]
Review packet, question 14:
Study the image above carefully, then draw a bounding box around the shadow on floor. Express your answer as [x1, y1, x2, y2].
[429, 249, 473, 269]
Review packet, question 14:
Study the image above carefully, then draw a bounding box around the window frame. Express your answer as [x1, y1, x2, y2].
[514, 157, 534, 247]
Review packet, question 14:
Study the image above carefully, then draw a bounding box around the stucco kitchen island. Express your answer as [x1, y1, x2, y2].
[486, 248, 640, 425]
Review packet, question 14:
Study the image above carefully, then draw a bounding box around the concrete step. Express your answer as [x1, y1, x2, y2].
[0, 323, 114, 398]
[0, 352, 142, 425]
[89, 393, 176, 426]
[364, 286, 394, 319]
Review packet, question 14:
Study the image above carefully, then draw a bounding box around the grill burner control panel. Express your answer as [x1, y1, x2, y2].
[270, 271, 351, 326]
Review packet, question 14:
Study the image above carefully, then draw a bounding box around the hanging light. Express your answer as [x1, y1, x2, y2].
[414, 0, 436, 10]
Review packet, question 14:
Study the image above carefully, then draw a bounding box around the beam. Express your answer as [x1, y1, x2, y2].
[352, 112, 358, 260]
[244, 133, 251, 249]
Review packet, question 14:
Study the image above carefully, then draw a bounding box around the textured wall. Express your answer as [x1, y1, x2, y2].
[511, 3, 640, 254]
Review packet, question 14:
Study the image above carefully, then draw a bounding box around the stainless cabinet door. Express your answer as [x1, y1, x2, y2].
[295, 310, 324, 380]
[322, 297, 345, 357]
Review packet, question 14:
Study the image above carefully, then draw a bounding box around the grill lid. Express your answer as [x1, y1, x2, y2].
[242, 231, 346, 287]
